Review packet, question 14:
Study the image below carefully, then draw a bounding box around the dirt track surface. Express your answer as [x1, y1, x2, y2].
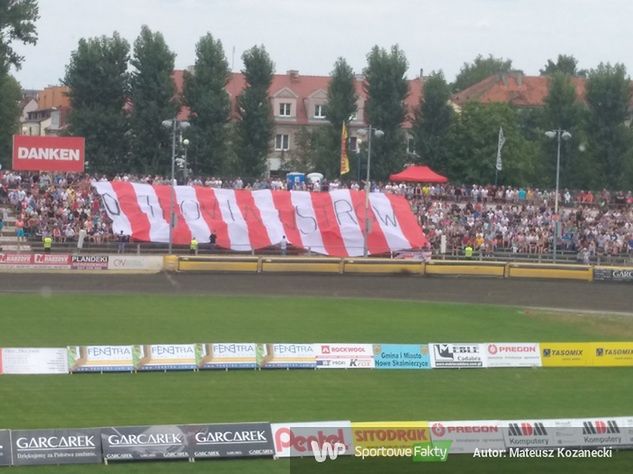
[0, 272, 631, 313]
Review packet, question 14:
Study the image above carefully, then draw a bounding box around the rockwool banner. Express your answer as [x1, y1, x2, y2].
[198, 343, 257, 369]
[372, 344, 430, 369]
[484, 343, 541, 368]
[0, 430, 12, 466]
[256, 344, 315, 369]
[68, 346, 135, 373]
[352, 422, 430, 450]
[429, 343, 486, 368]
[101, 425, 188, 461]
[314, 344, 375, 369]
[429, 420, 504, 453]
[136, 344, 197, 371]
[186, 423, 274, 459]
[12, 135, 85, 172]
[11, 428, 101, 465]
[0, 348, 68, 374]
[271, 421, 353, 458]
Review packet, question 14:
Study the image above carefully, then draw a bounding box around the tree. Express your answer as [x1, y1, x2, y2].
[452, 54, 512, 92]
[363, 45, 409, 181]
[542, 72, 590, 188]
[129, 26, 177, 174]
[584, 63, 633, 188]
[183, 33, 231, 176]
[0, 73, 21, 168]
[234, 45, 274, 177]
[0, 0, 39, 72]
[411, 70, 454, 173]
[63, 33, 130, 173]
[448, 102, 541, 185]
[540, 54, 586, 77]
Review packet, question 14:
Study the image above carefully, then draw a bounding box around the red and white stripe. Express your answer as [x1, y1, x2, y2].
[92, 182, 427, 256]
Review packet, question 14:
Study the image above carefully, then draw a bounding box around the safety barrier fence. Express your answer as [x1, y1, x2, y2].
[1, 342, 632, 375]
[173, 255, 633, 283]
[1, 416, 632, 466]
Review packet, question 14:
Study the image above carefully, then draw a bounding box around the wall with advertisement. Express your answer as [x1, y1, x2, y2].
[198, 343, 257, 369]
[68, 346, 136, 373]
[270, 421, 353, 458]
[0, 254, 162, 273]
[352, 422, 430, 449]
[429, 343, 486, 368]
[591, 342, 633, 366]
[373, 344, 430, 369]
[429, 420, 505, 453]
[540, 343, 594, 367]
[314, 344, 375, 369]
[484, 343, 541, 368]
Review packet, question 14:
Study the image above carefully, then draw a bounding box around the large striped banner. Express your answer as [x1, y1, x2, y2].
[92, 182, 426, 257]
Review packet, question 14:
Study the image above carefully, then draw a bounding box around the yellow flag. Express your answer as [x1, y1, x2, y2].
[340, 122, 350, 175]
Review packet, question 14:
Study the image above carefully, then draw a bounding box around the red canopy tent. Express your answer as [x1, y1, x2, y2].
[389, 165, 448, 183]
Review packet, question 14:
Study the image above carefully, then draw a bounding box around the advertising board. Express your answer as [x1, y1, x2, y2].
[106, 256, 163, 271]
[270, 421, 353, 458]
[501, 420, 558, 448]
[70, 255, 108, 270]
[0, 431, 11, 466]
[256, 344, 315, 369]
[314, 344, 375, 369]
[0, 253, 71, 270]
[429, 343, 486, 368]
[186, 423, 274, 458]
[593, 267, 633, 282]
[0, 348, 68, 374]
[11, 429, 101, 465]
[372, 344, 430, 369]
[198, 343, 257, 369]
[135, 344, 197, 371]
[591, 342, 633, 367]
[551, 417, 632, 448]
[101, 425, 188, 461]
[68, 346, 135, 372]
[484, 343, 541, 368]
[429, 420, 504, 453]
[12, 135, 85, 172]
[540, 343, 593, 367]
[352, 422, 430, 450]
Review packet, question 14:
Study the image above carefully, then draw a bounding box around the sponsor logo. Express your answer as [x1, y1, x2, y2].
[107, 433, 183, 446]
[153, 345, 194, 356]
[595, 348, 633, 357]
[17, 147, 81, 161]
[431, 423, 446, 437]
[72, 255, 108, 264]
[311, 441, 346, 463]
[434, 344, 479, 359]
[612, 270, 633, 279]
[88, 346, 131, 358]
[542, 349, 583, 357]
[194, 430, 267, 444]
[508, 423, 547, 437]
[582, 421, 619, 435]
[488, 344, 498, 355]
[16, 436, 95, 450]
[0, 254, 32, 264]
[215, 344, 255, 354]
[34, 254, 69, 264]
[354, 429, 428, 443]
[274, 344, 312, 354]
[274, 428, 347, 454]
[320, 345, 366, 354]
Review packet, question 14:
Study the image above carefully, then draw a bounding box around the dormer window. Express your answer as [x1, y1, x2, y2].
[314, 104, 326, 119]
[279, 103, 291, 117]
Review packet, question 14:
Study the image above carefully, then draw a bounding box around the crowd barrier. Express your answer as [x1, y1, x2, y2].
[170, 255, 633, 283]
[2, 342, 632, 375]
[1, 415, 632, 466]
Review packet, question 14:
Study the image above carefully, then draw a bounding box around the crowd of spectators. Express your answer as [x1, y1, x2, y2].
[1, 172, 632, 260]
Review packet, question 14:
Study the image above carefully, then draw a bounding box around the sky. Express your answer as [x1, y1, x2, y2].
[11, 0, 633, 90]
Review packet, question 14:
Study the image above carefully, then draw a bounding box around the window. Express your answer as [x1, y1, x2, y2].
[275, 134, 289, 151]
[349, 112, 358, 121]
[350, 136, 358, 153]
[279, 103, 291, 117]
[314, 104, 326, 119]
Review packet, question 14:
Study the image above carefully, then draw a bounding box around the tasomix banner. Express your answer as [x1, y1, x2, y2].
[12, 135, 85, 172]
[11, 428, 101, 465]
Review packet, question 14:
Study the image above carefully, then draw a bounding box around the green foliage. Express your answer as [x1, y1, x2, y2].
[327, 57, 358, 131]
[287, 126, 338, 177]
[452, 54, 512, 92]
[412, 70, 454, 173]
[63, 32, 130, 173]
[0, 72, 21, 168]
[540, 54, 586, 77]
[448, 102, 541, 185]
[584, 63, 633, 188]
[129, 25, 177, 175]
[234, 45, 274, 177]
[363, 45, 409, 180]
[183, 33, 231, 176]
[0, 0, 39, 72]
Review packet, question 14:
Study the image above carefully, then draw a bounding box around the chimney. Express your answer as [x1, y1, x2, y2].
[419, 68, 424, 79]
[287, 70, 299, 82]
[355, 73, 365, 82]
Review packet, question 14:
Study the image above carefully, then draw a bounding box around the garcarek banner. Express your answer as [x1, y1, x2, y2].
[12, 135, 85, 172]
[186, 423, 275, 459]
[0, 431, 11, 466]
[11, 428, 101, 465]
[91, 182, 427, 257]
[101, 425, 189, 461]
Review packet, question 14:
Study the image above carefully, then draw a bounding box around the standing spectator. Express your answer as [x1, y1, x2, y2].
[280, 235, 288, 256]
[117, 230, 127, 254]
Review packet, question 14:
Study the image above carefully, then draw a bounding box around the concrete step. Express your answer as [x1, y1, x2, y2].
[1, 226, 16, 233]
[0, 236, 22, 242]
[0, 245, 32, 252]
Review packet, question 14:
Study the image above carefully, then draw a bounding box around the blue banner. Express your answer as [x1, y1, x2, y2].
[373, 344, 430, 369]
